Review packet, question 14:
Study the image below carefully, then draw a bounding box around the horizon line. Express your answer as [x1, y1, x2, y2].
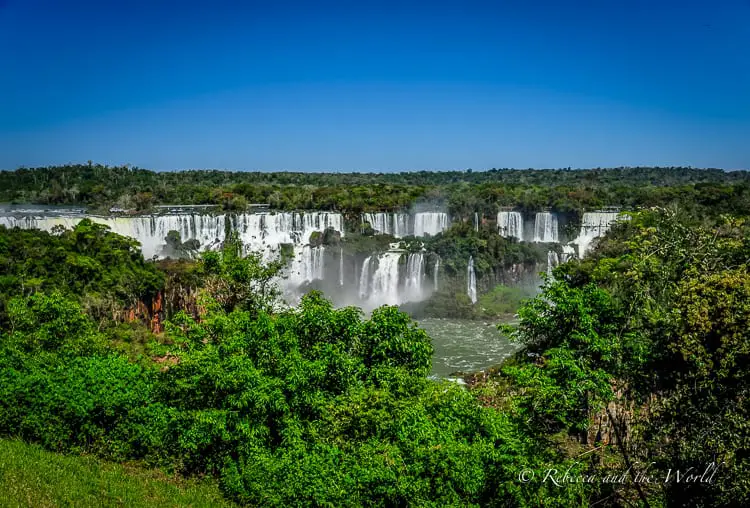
[3, 163, 745, 174]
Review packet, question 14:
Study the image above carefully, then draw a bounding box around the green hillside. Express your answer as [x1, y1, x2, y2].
[0, 439, 233, 508]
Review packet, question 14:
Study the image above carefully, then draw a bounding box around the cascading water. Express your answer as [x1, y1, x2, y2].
[0, 214, 227, 259]
[533, 212, 559, 243]
[2, 207, 467, 306]
[0, 211, 346, 293]
[497, 212, 523, 240]
[547, 246, 576, 278]
[222, 211, 344, 292]
[474, 212, 479, 232]
[368, 252, 403, 305]
[413, 212, 449, 237]
[561, 245, 575, 263]
[467, 256, 477, 304]
[0, 215, 82, 234]
[234, 211, 343, 258]
[433, 258, 440, 291]
[574, 212, 622, 258]
[393, 214, 410, 238]
[547, 250, 560, 278]
[289, 245, 325, 285]
[359, 256, 373, 299]
[233, 213, 294, 256]
[404, 252, 425, 301]
[357, 251, 432, 307]
[362, 212, 388, 235]
[361, 212, 410, 238]
[299, 212, 343, 238]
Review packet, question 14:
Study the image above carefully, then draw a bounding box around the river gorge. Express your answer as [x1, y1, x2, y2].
[0, 206, 625, 306]
[1, 205, 626, 376]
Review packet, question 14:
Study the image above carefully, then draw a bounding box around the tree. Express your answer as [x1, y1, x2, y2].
[502, 210, 750, 506]
[197, 232, 286, 315]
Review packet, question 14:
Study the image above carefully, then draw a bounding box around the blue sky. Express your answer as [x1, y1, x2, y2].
[1, 0, 748, 170]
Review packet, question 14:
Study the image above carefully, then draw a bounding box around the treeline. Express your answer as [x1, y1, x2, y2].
[3, 163, 750, 216]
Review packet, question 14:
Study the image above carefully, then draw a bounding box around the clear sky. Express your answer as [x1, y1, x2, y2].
[1, 0, 748, 171]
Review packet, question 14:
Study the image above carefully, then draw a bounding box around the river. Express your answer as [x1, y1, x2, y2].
[418, 318, 520, 377]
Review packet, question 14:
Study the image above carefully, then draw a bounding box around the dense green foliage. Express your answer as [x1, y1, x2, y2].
[0, 220, 163, 326]
[3, 164, 750, 217]
[496, 210, 750, 506]
[0, 236, 586, 506]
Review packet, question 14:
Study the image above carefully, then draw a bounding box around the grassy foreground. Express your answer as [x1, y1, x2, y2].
[0, 439, 234, 507]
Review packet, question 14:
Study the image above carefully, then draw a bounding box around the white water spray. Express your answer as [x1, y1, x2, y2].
[358, 256, 373, 299]
[533, 212, 559, 243]
[574, 212, 622, 257]
[413, 212, 449, 237]
[368, 252, 402, 305]
[497, 212, 523, 240]
[467, 256, 477, 304]
[339, 247, 344, 286]
[404, 252, 425, 301]
[434, 257, 440, 291]
[362, 212, 411, 238]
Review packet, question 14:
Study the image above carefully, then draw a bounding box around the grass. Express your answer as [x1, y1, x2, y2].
[0, 439, 235, 507]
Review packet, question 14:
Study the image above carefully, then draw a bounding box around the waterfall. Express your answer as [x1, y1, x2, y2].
[299, 211, 344, 238]
[358, 256, 373, 299]
[497, 211, 523, 240]
[289, 245, 325, 284]
[547, 250, 560, 278]
[220, 211, 343, 264]
[362, 212, 410, 238]
[473, 212, 479, 232]
[0, 214, 227, 259]
[362, 212, 388, 235]
[413, 212, 449, 237]
[433, 258, 440, 291]
[467, 256, 477, 304]
[393, 214, 409, 238]
[231, 211, 344, 291]
[234, 213, 294, 257]
[404, 252, 425, 301]
[0, 211, 346, 287]
[359, 251, 424, 306]
[339, 248, 344, 286]
[234, 211, 344, 258]
[547, 246, 576, 278]
[0, 215, 81, 233]
[533, 212, 559, 243]
[574, 212, 621, 258]
[368, 252, 402, 305]
[561, 245, 575, 263]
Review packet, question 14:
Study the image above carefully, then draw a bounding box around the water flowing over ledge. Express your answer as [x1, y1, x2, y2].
[0, 211, 343, 260]
[467, 256, 477, 304]
[0, 207, 628, 308]
[573, 211, 625, 257]
[497, 211, 524, 240]
[361, 211, 450, 238]
[533, 212, 559, 243]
